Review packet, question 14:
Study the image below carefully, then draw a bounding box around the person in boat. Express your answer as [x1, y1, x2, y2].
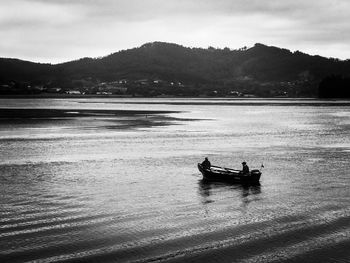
[201, 157, 211, 169]
[242, 162, 249, 174]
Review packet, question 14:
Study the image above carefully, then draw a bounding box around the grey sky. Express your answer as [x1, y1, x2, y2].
[1, 0, 349, 63]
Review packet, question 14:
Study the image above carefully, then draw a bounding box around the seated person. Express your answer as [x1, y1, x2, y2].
[201, 157, 211, 169]
[242, 162, 249, 174]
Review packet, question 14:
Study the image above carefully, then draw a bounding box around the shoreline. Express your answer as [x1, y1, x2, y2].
[0, 97, 350, 107]
[0, 94, 325, 99]
[0, 94, 349, 101]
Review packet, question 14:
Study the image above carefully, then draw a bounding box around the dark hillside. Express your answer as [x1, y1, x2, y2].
[1, 42, 350, 97]
[0, 58, 52, 82]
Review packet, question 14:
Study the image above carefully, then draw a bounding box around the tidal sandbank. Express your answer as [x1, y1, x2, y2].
[0, 108, 186, 130]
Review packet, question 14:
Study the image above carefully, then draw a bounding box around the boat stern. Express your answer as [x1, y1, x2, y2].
[250, 169, 262, 182]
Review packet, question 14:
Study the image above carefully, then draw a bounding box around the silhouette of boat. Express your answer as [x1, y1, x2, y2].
[198, 163, 262, 183]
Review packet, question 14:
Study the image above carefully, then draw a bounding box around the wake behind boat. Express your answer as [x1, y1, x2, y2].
[198, 163, 262, 183]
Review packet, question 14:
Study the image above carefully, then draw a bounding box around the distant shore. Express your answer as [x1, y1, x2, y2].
[0, 94, 349, 100]
[0, 94, 135, 99]
[1, 96, 350, 107]
[0, 94, 332, 100]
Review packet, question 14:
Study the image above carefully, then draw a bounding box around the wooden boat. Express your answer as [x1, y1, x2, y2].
[198, 163, 262, 183]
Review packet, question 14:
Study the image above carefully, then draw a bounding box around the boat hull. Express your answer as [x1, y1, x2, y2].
[198, 163, 261, 183]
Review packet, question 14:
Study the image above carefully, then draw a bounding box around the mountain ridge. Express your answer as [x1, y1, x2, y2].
[1, 42, 350, 97]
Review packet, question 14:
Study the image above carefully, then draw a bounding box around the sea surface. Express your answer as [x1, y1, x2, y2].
[0, 98, 349, 263]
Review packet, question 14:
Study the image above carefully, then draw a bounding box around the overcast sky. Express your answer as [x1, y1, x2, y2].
[1, 0, 349, 63]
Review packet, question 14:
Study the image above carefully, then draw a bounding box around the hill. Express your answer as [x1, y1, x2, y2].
[1, 42, 350, 97]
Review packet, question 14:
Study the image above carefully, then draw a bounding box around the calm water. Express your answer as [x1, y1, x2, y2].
[0, 98, 349, 263]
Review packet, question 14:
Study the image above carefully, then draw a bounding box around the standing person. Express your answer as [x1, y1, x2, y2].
[201, 157, 211, 169]
[242, 162, 249, 174]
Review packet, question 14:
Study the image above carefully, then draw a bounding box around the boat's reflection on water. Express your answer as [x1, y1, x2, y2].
[198, 179, 262, 212]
